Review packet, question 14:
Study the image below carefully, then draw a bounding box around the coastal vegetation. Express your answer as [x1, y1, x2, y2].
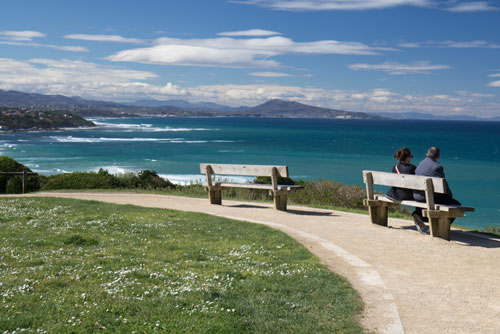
[0, 197, 363, 333]
[0, 156, 41, 193]
[0, 156, 408, 216]
[0, 108, 94, 131]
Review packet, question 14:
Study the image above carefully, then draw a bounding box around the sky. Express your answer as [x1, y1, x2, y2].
[1, 0, 499, 117]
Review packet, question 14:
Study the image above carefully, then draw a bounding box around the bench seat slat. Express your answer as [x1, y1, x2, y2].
[217, 182, 303, 191]
[200, 163, 289, 177]
[374, 195, 475, 212]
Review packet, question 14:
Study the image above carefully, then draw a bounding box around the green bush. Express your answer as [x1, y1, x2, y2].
[41, 169, 124, 190]
[0, 156, 41, 193]
[254, 175, 296, 185]
[41, 168, 177, 191]
[135, 170, 175, 189]
[288, 179, 365, 209]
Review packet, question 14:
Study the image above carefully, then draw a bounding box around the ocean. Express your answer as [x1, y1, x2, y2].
[1, 117, 498, 230]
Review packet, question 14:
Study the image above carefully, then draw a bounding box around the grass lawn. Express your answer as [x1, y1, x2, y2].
[0, 197, 364, 334]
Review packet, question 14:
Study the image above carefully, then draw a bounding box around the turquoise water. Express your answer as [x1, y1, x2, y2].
[1, 117, 498, 229]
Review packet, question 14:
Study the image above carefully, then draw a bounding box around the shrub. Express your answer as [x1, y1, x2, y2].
[41, 169, 124, 190]
[254, 175, 296, 185]
[116, 170, 176, 189]
[41, 169, 177, 191]
[0, 156, 41, 193]
[289, 179, 366, 209]
[136, 170, 175, 189]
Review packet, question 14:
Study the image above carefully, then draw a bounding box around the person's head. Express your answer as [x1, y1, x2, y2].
[394, 147, 412, 163]
[426, 146, 440, 161]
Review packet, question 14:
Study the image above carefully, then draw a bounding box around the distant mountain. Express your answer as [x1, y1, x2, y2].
[376, 111, 498, 121]
[243, 99, 384, 119]
[0, 89, 121, 109]
[7, 89, 498, 121]
[0, 90, 381, 119]
[127, 99, 249, 112]
[0, 90, 188, 117]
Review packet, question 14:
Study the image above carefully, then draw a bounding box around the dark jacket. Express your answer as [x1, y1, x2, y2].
[386, 163, 416, 201]
[413, 157, 453, 201]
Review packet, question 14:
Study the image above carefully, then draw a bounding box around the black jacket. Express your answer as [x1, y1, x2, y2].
[386, 163, 416, 201]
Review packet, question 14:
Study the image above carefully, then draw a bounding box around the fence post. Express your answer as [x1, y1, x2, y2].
[22, 171, 27, 194]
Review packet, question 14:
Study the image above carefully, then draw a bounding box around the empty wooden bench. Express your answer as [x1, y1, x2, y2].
[362, 170, 474, 240]
[200, 163, 303, 211]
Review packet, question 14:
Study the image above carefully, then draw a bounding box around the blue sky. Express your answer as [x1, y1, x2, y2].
[1, 0, 499, 117]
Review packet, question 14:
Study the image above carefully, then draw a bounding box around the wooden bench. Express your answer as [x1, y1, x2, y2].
[362, 170, 474, 240]
[200, 163, 303, 211]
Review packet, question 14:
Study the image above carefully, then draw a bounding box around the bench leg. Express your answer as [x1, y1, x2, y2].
[368, 205, 388, 227]
[428, 217, 451, 241]
[274, 193, 287, 211]
[208, 189, 222, 205]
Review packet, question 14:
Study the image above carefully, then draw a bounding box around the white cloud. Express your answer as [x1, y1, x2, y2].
[218, 29, 282, 37]
[0, 30, 87, 52]
[249, 72, 292, 77]
[446, 1, 498, 12]
[234, 0, 432, 11]
[0, 58, 186, 100]
[235, 0, 497, 11]
[0, 30, 45, 41]
[1, 57, 498, 116]
[107, 35, 392, 68]
[487, 74, 500, 87]
[107, 44, 280, 68]
[64, 34, 145, 44]
[0, 41, 88, 52]
[399, 40, 500, 48]
[348, 61, 451, 74]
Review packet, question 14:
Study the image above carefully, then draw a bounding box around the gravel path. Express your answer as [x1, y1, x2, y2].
[10, 192, 500, 334]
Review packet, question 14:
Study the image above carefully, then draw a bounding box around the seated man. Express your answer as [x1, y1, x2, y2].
[413, 147, 461, 229]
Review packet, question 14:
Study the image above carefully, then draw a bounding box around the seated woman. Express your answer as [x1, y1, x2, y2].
[386, 147, 427, 234]
[386, 147, 416, 201]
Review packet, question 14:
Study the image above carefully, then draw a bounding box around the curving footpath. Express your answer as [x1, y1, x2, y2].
[9, 192, 500, 334]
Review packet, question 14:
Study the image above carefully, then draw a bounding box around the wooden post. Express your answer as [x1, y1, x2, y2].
[424, 211, 451, 241]
[22, 171, 27, 194]
[273, 191, 287, 211]
[271, 167, 287, 210]
[363, 172, 388, 226]
[208, 185, 222, 205]
[368, 205, 388, 226]
[205, 165, 213, 187]
[271, 167, 278, 191]
[205, 165, 221, 205]
[424, 178, 435, 211]
[364, 172, 374, 200]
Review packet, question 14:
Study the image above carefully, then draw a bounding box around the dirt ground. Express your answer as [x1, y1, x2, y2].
[7, 192, 500, 334]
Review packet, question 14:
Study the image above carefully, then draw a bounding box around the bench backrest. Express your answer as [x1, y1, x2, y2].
[362, 170, 446, 193]
[200, 164, 289, 177]
[362, 170, 447, 211]
[200, 163, 289, 191]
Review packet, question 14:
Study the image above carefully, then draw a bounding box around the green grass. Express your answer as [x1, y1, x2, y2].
[0, 197, 364, 334]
